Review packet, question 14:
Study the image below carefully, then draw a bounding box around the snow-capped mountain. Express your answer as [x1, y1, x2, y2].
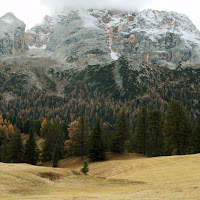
[25, 9, 200, 68]
[25, 12, 69, 49]
[0, 10, 199, 126]
[0, 12, 28, 56]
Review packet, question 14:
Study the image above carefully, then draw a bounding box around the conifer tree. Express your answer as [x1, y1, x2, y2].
[88, 118, 106, 161]
[2, 142, 8, 163]
[163, 100, 192, 155]
[189, 117, 200, 153]
[16, 117, 23, 133]
[7, 129, 24, 163]
[66, 120, 79, 156]
[81, 160, 89, 175]
[23, 120, 31, 134]
[52, 143, 59, 167]
[146, 110, 163, 157]
[42, 121, 65, 162]
[131, 107, 148, 155]
[111, 111, 131, 153]
[71, 117, 89, 160]
[24, 128, 38, 165]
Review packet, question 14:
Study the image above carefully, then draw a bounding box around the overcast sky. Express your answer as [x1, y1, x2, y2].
[0, 0, 200, 30]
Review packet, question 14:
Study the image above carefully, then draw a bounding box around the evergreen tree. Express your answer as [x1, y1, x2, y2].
[146, 110, 163, 157]
[42, 121, 65, 162]
[131, 107, 148, 155]
[24, 128, 38, 165]
[7, 129, 24, 163]
[33, 121, 42, 135]
[2, 142, 8, 163]
[60, 123, 69, 140]
[88, 118, 106, 161]
[16, 118, 23, 133]
[189, 117, 200, 153]
[23, 120, 31, 134]
[52, 144, 59, 167]
[111, 111, 131, 153]
[163, 100, 192, 155]
[104, 130, 113, 152]
[71, 117, 89, 160]
[81, 160, 89, 175]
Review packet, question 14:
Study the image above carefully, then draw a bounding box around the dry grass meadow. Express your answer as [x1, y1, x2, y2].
[0, 153, 200, 200]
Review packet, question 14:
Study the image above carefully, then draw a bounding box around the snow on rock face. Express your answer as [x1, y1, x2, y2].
[78, 10, 100, 28]
[46, 11, 111, 69]
[110, 47, 119, 60]
[110, 9, 200, 67]
[0, 12, 28, 56]
[26, 8, 200, 68]
[28, 45, 46, 50]
[25, 12, 70, 48]
[2, 18, 14, 24]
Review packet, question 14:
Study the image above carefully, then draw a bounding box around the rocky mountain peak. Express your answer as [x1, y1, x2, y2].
[24, 8, 200, 69]
[46, 10, 112, 69]
[1, 12, 17, 20]
[0, 12, 25, 29]
[133, 9, 200, 35]
[110, 9, 200, 68]
[0, 12, 28, 56]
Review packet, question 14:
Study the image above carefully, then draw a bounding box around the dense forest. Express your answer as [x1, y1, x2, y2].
[0, 100, 199, 166]
[0, 57, 199, 131]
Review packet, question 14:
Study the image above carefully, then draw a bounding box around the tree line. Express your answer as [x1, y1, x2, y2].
[0, 100, 199, 166]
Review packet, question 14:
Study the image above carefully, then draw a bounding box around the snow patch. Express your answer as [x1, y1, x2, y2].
[107, 17, 121, 28]
[29, 45, 46, 50]
[78, 10, 99, 29]
[110, 47, 119, 60]
[1, 18, 14, 24]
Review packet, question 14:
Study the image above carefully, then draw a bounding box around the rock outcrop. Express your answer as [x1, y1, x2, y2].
[108, 9, 200, 67]
[46, 10, 112, 69]
[0, 12, 28, 56]
[25, 13, 69, 49]
[26, 9, 200, 68]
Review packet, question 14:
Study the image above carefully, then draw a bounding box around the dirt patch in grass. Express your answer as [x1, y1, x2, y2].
[102, 177, 146, 185]
[39, 172, 62, 181]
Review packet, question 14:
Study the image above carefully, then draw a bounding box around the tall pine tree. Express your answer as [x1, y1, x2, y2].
[189, 117, 200, 153]
[88, 118, 106, 161]
[42, 121, 65, 162]
[163, 100, 192, 155]
[111, 111, 131, 153]
[146, 110, 163, 157]
[7, 129, 24, 163]
[24, 128, 38, 165]
[52, 143, 59, 167]
[131, 107, 148, 155]
[71, 117, 89, 160]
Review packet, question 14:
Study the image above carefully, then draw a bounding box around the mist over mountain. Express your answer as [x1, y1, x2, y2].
[40, 0, 146, 11]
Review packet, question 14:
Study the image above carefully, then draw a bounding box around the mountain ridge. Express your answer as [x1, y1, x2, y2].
[0, 9, 199, 127]
[24, 8, 200, 69]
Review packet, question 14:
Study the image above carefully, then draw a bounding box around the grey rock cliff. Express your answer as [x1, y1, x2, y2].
[0, 12, 28, 56]
[25, 14, 69, 48]
[26, 9, 200, 69]
[46, 11, 112, 69]
[109, 9, 200, 68]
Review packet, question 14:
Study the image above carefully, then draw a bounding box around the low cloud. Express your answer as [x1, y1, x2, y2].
[41, 0, 148, 11]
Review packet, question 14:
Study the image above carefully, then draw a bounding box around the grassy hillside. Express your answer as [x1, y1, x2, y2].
[0, 153, 200, 199]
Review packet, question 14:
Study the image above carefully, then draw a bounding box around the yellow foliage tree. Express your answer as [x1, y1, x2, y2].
[40, 119, 47, 132]
[65, 120, 79, 156]
[0, 125, 8, 141]
[7, 124, 14, 137]
[0, 115, 3, 125]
